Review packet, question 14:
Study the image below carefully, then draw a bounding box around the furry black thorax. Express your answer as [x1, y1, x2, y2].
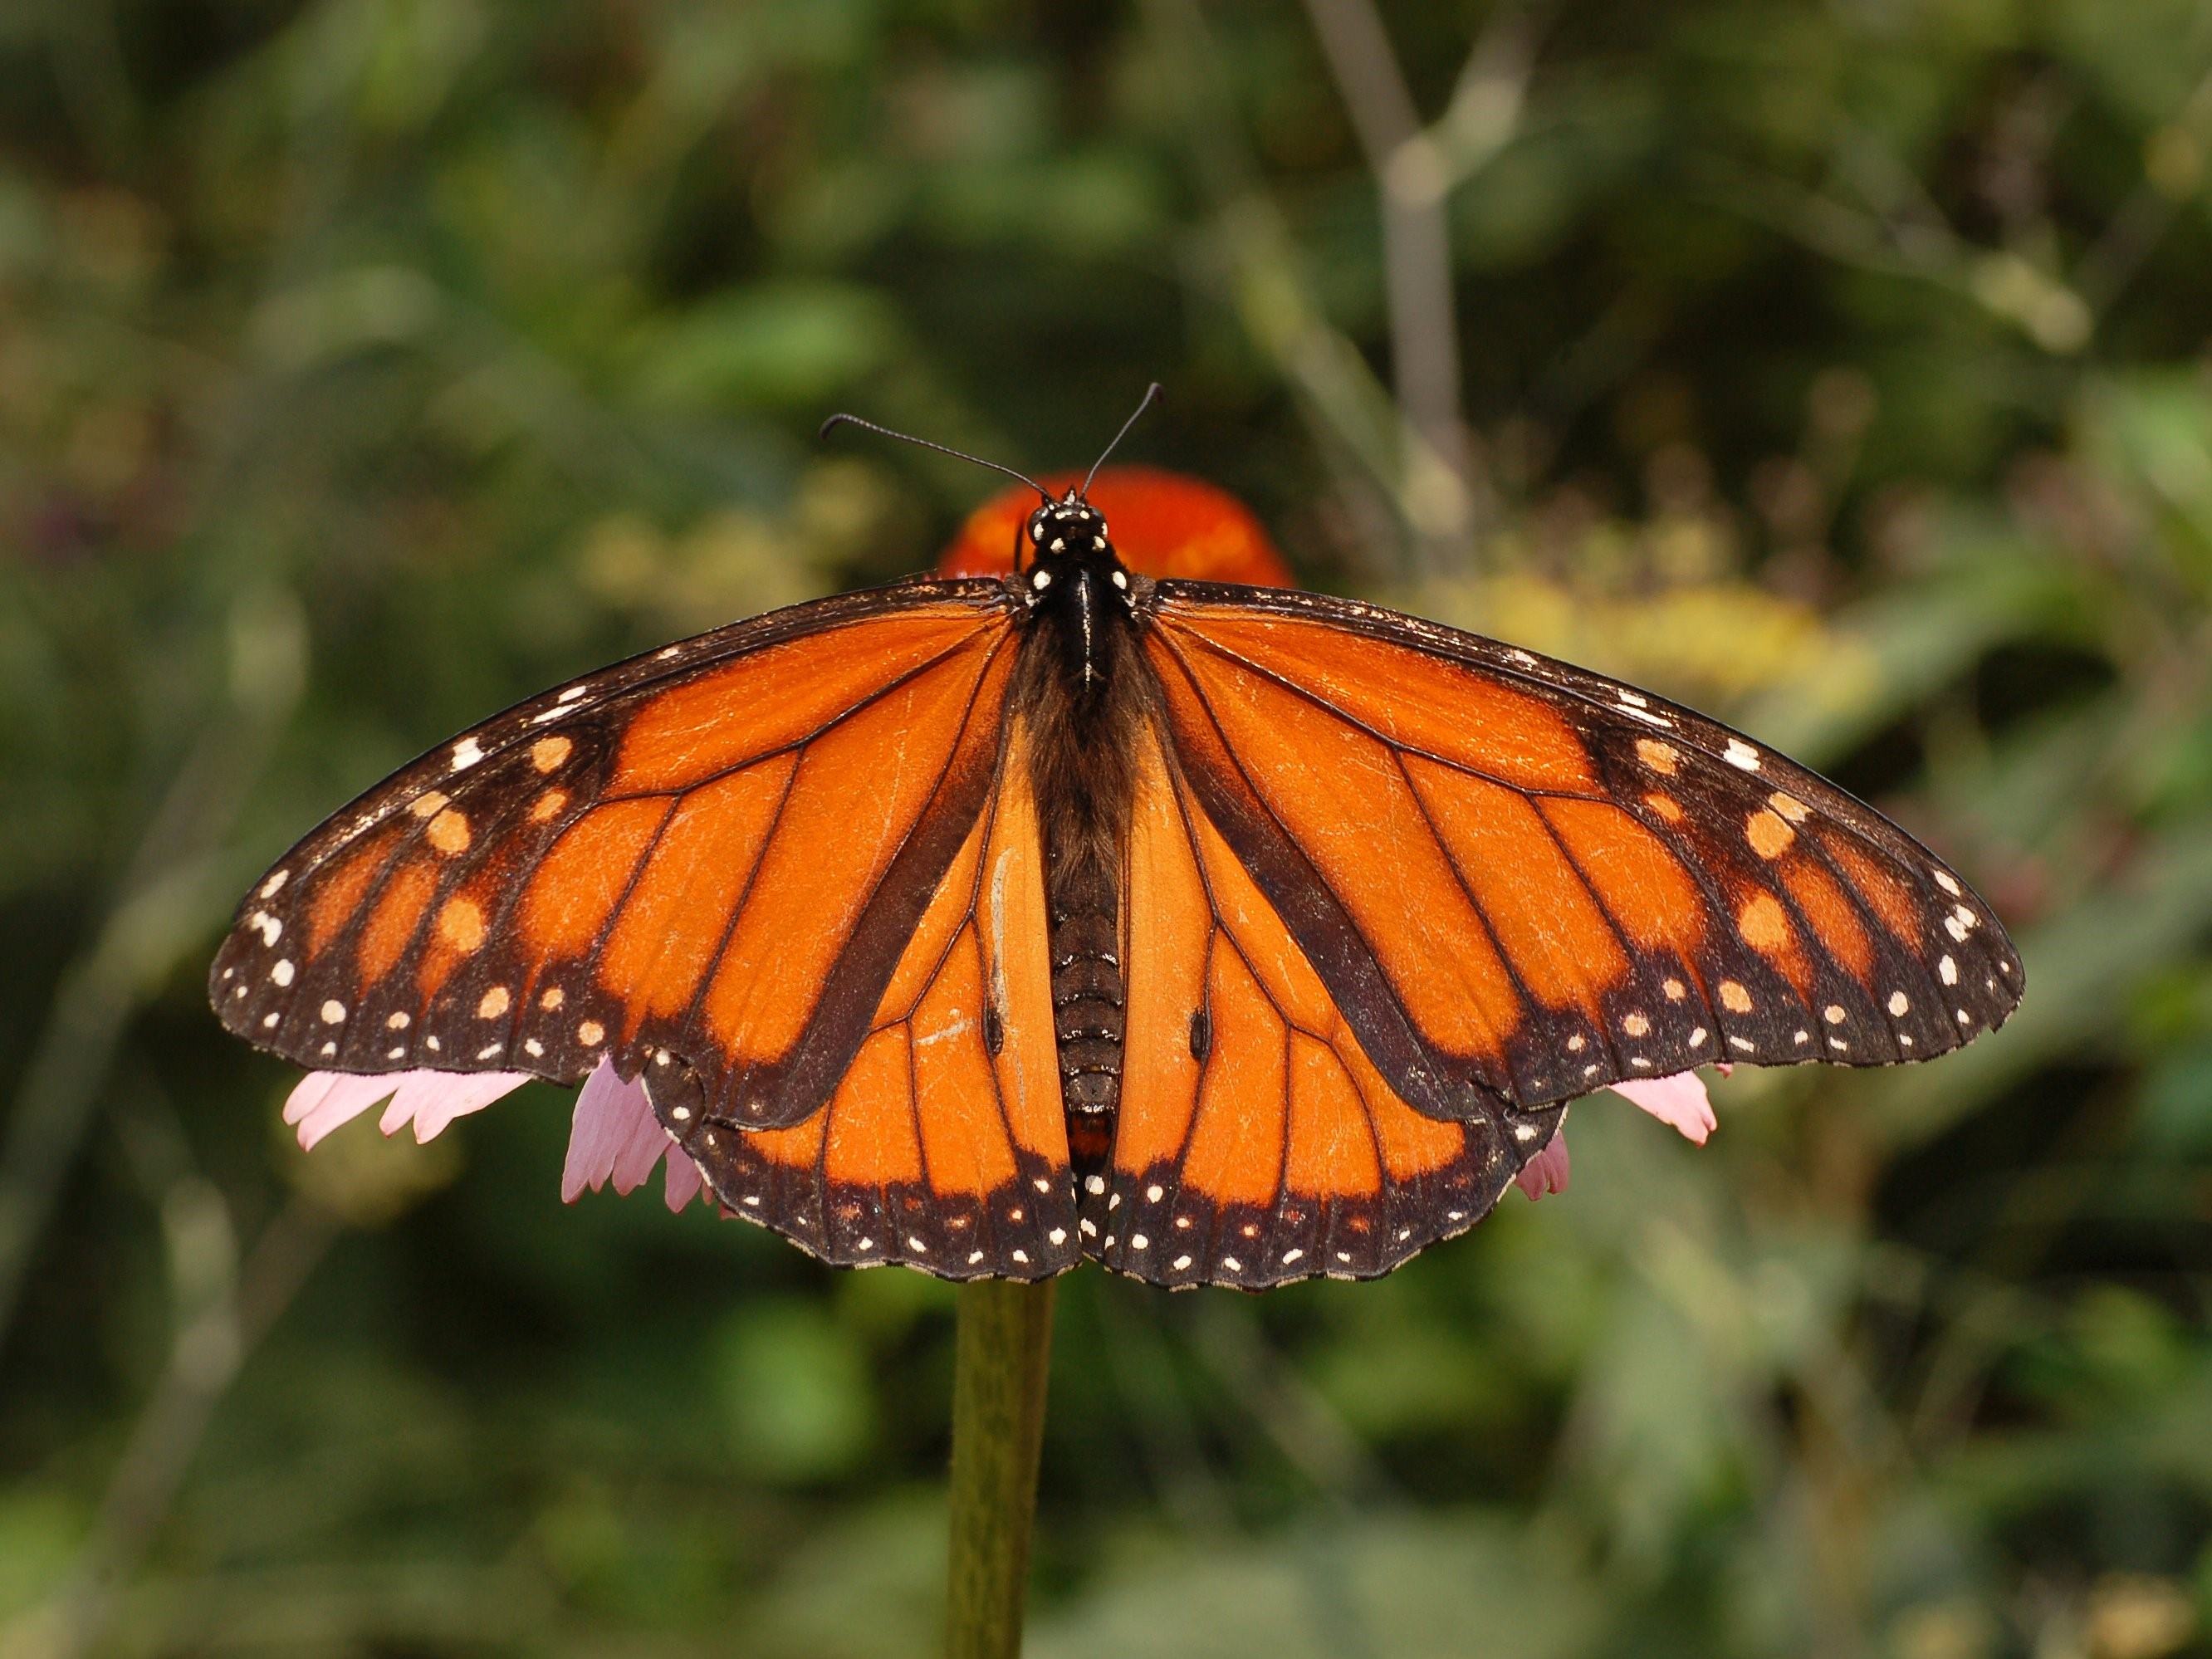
[1009, 490, 1153, 884]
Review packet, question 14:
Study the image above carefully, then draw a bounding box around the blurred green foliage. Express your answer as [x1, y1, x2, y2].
[4, 2, 2211, 1655]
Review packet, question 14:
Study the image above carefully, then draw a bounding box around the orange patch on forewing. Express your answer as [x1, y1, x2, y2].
[1636, 739, 1679, 775]
[1162, 611, 1598, 794]
[908, 932, 1018, 1197]
[529, 789, 568, 824]
[597, 756, 799, 1025]
[357, 860, 438, 984]
[519, 797, 674, 960]
[698, 639, 1010, 1064]
[531, 736, 572, 772]
[425, 808, 471, 855]
[1779, 855, 1875, 980]
[412, 884, 495, 1002]
[1283, 1035, 1385, 1200]
[438, 895, 485, 952]
[613, 612, 1002, 795]
[1823, 833, 1923, 942]
[822, 1030, 923, 1189]
[1738, 892, 1790, 952]
[306, 830, 398, 957]
[1645, 791, 1685, 825]
[1769, 791, 1810, 824]
[1746, 810, 1794, 859]
[1737, 889, 1814, 995]
[1403, 760, 1627, 1010]
[1719, 979, 1753, 1013]
[1177, 949, 1290, 1206]
[1539, 797, 1705, 957]
[1155, 638, 1521, 1059]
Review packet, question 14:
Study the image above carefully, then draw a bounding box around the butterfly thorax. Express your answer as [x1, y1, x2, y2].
[1011, 493, 1149, 1128]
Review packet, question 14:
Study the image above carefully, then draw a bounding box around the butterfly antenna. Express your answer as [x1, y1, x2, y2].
[1082, 382, 1163, 497]
[818, 413, 1049, 500]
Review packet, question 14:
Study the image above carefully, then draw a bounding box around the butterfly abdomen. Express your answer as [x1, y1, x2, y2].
[1049, 855, 1125, 1113]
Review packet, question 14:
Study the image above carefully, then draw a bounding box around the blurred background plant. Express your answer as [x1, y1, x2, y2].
[3, 2, 2210, 1655]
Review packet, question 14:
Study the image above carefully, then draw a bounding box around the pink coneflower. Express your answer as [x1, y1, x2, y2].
[284, 1060, 1724, 1215]
[283, 1060, 702, 1211]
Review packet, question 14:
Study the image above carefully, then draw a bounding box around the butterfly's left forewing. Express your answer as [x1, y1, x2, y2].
[210, 581, 1028, 1134]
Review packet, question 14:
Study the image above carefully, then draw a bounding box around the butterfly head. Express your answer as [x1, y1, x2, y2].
[1023, 492, 1132, 595]
[1021, 491, 1136, 695]
[1025, 491, 1110, 560]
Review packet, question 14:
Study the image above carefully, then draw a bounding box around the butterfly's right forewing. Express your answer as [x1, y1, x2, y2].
[1139, 585, 2023, 1115]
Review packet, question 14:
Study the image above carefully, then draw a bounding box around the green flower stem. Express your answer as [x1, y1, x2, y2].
[945, 1278, 1057, 1659]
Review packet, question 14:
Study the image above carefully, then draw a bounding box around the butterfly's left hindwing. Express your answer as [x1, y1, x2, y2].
[210, 581, 1025, 1133]
[658, 718, 1079, 1278]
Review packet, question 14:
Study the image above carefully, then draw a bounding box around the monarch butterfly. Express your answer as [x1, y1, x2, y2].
[212, 391, 2021, 1289]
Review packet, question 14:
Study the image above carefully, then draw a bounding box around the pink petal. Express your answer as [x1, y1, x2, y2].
[663, 1149, 704, 1212]
[286, 1062, 697, 1211]
[1515, 1128, 1571, 1201]
[285, 1072, 403, 1150]
[561, 1060, 661, 1201]
[375, 1069, 536, 1142]
[559, 1060, 704, 1209]
[605, 1101, 673, 1196]
[1606, 1071, 1717, 1145]
[281, 1071, 340, 1127]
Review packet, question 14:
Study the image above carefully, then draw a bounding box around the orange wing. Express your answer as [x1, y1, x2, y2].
[209, 580, 1028, 1135]
[1140, 585, 2024, 1114]
[1087, 723, 1541, 1288]
[650, 719, 1076, 1277]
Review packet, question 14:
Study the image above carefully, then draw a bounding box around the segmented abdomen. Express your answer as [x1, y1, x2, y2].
[1047, 855, 1124, 1114]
